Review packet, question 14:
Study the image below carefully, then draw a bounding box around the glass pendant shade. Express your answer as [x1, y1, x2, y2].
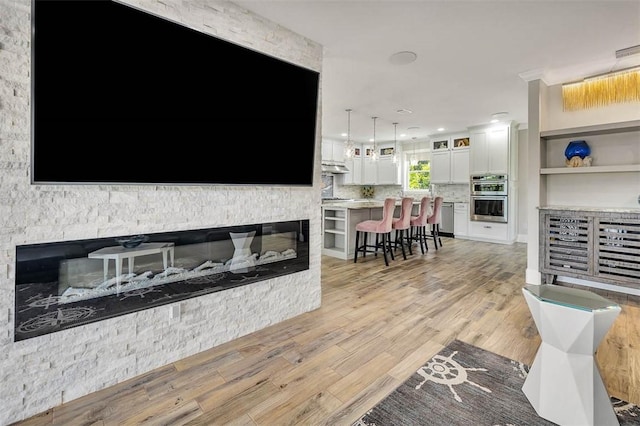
[392, 122, 398, 163]
[410, 137, 418, 166]
[371, 116, 378, 161]
[344, 109, 355, 158]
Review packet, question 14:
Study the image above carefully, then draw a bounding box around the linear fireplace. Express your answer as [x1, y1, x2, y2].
[15, 220, 309, 341]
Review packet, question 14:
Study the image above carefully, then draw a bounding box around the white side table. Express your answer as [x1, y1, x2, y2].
[88, 242, 175, 280]
[522, 284, 621, 426]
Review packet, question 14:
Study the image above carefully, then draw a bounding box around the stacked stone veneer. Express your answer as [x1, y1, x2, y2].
[0, 1, 323, 423]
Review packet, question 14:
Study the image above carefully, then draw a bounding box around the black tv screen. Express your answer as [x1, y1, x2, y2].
[32, 0, 319, 186]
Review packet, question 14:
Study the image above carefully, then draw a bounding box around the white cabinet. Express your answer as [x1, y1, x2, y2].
[469, 221, 508, 242]
[377, 158, 400, 184]
[430, 135, 469, 184]
[359, 143, 401, 185]
[470, 124, 510, 175]
[377, 144, 401, 185]
[322, 139, 345, 164]
[451, 149, 470, 183]
[362, 145, 377, 184]
[454, 202, 469, 237]
[343, 145, 363, 185]
[430, 150, 451, 183]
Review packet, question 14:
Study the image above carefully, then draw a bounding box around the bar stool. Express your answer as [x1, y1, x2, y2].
[354, 197, 396, 266]
[392, 197, 414, 259]
[428, 196, 444, 249]
[409, 195, 433, 254]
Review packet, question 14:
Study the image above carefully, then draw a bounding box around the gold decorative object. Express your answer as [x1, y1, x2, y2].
[562, 67, 640, 111]
[361, 186, 375, 198]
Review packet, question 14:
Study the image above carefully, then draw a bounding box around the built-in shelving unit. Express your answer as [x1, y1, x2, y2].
[322, 207, 347, 258]
[539, 119, 640, 209]
[537, 118, 640, 293]
[540, 119, 640, 175]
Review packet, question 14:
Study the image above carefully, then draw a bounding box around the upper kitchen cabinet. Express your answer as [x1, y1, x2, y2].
[469, 122, 517, 175]
[430, 134, 470, 184]
[322, 139, 346, 164]
[362, 144, 377, 184]
[360, 143, 401, 185]
[376, 143, 401, 185]
[343, 144, 363, 185]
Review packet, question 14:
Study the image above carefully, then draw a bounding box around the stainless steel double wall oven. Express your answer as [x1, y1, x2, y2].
[470, 174, 508, 223]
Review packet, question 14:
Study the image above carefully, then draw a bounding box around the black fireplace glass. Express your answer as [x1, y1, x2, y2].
[14, 220, 310, 341]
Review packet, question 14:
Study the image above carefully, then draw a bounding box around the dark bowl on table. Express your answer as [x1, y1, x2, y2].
[115, 235, 148, 248]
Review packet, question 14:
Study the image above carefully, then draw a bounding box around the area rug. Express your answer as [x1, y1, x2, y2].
[353, 339, 640, 426]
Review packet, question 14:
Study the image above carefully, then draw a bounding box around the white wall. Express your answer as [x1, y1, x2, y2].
[517, 127, 529, 241]
[0, 1, 323, 423]
[545, 84, 640, 130]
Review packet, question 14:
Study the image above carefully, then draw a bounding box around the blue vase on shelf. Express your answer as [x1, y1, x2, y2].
[565, 140, 590, 160]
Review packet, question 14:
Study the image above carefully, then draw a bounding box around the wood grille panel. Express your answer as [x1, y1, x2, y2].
[545, 215, 590, 274]
[597, 219, 640, 281]
[540, 208, 640, 291]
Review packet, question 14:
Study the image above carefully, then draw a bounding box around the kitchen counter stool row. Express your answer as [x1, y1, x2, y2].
[353, 196, 443, 266]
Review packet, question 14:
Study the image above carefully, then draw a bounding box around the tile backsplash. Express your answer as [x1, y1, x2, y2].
[321, 175, 334, 198]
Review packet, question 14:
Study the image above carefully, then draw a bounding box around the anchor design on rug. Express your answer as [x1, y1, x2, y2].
[415, 350, 492, 402]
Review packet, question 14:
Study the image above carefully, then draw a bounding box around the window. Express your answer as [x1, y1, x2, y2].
[403, 144, 431, 190]
[408, 160, 431, 189]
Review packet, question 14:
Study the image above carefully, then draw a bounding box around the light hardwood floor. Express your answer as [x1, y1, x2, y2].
[15, 237, 640, 425]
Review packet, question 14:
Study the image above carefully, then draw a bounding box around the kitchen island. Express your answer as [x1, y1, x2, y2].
[322, 199, 422, 259]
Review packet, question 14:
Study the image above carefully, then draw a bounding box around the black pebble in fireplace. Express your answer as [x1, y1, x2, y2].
[14, 220, 309, 341]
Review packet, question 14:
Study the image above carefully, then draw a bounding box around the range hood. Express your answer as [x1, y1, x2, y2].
[321, 162, 350, 174]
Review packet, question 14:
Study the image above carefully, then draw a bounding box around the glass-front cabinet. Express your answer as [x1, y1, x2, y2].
[430, 134, 470, 184]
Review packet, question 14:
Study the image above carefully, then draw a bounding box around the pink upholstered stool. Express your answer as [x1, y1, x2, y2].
[427, 196, 444, 249]
[392, 197, 414, 259]
[354, 197, 396, 266]
[409, 196, 433, 254]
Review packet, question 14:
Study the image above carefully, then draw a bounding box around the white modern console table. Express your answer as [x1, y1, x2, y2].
[522, 284, 621, 426]
[88, 242, 175, 280]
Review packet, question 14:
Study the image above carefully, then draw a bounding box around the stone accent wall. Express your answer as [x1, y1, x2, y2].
[0, 1, 323, 423]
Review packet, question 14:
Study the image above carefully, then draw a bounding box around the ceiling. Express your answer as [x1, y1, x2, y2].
[233, 0, 640, 146]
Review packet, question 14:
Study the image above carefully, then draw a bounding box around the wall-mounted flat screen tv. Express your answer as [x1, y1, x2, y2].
[32, 0, 319, 186]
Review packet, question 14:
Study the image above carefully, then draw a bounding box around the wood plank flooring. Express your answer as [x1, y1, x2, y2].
[14, 237, 640, 425]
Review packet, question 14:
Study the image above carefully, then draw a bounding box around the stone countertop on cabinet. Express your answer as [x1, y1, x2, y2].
[538, 205, 640, 214]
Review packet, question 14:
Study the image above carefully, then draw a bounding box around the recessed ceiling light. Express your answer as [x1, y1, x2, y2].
[491, 112, 508, 123]
[341, 132, 347, 137]
[400, 133, 407, 137]
[437, 127, 445, 132]
[396, 108, 413, 114]
[389, 51, 417, 65]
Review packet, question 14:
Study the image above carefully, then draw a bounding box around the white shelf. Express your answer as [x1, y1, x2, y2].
[541, 164, 640, 174]
[324, 217, 345, 222]
[324, 229, 345, 235]
[540, 120, 640, 140]
[539, 119, 640, 210]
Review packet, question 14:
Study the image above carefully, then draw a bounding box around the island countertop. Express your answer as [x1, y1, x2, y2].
[322, 198, 424, 209]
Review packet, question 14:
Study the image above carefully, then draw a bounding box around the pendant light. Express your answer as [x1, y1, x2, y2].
[410, 136, 418, 166]
[344, 109, 355, 158]
[370, 116, 379, 161]
[392, 122, 399, 163]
